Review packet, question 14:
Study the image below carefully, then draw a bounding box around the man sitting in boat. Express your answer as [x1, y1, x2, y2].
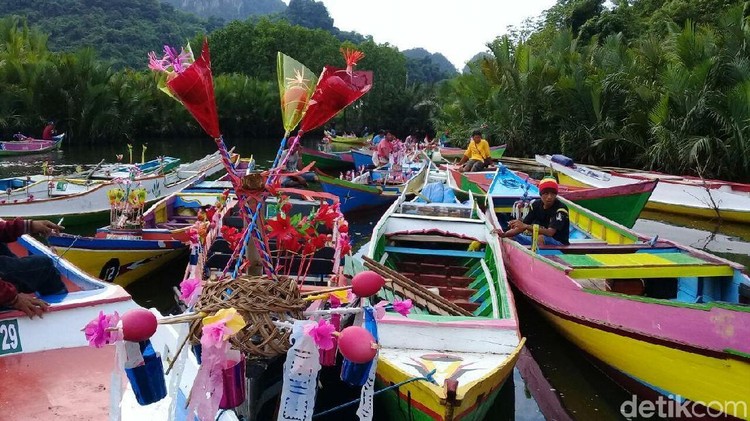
[280, 140, 317, 187]
[42, 121, 56, 140]
[371, 129, 386, 146]
[497, 177, 570, 246]
[457, 130, 492, 172]
[374, 130, 395, 166]
[0, 218, 66, 318]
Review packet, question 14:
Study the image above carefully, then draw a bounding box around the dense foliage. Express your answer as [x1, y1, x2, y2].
[161, 0, 286, 22]
[0, 0, 208, 69]
[435, 0, 750, 181]
[0, 16, 434, 144]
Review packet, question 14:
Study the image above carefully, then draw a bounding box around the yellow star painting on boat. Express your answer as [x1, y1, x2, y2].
[404, 353, 478, 384]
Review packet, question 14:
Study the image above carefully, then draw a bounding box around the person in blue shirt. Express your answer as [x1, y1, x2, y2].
[371, 129, 385, 146]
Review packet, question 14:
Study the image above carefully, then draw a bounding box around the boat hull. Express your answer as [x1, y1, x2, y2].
[300, 147, 354, 172]
[330, 135, 372, 144]
[318, 175, 397, 213]
[48, 236, 186, 287]
[542, 155, 750, 223]
[502, 241, 750, 420]
[0, 134, 64, 156]
[375, 345, 521, 421]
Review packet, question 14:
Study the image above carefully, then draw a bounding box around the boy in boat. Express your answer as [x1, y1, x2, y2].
[0, 218, 66, 318]
[280, 137, 317, 187]
[497, 177, 570, 246]
[457, 130, 492, 172]
[374, 130, 395, 166]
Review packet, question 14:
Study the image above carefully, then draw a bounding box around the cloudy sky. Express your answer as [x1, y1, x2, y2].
[295, 0, 558, 70]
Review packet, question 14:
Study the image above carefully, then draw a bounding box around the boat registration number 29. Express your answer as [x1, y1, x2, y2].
[0, 319, 22, 355]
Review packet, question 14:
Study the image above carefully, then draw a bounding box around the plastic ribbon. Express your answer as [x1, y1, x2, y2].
[277, 320, 321, 421]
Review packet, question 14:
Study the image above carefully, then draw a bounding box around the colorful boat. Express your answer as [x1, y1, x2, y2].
[0, 234, 138, 420]
[447, 167, 657, 228]
[366, 187, 524, 421]
[317, 162, 429, 213]
[486, 192, 750, 419]
[87, 156, 182, 179]
[325, 131, 373, 145]
[351, 147, 376, 169]
[299, 146, 354, 173]
[0, 151, 225, 222]
[0, 133, 64, 156]
[537, 154, 750, 223]
[439, 144, 506, 160]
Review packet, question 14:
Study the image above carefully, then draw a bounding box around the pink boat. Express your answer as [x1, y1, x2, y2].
[0, 133, 64, 155]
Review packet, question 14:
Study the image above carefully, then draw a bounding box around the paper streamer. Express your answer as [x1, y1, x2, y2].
[277, 321, 321, 421]
[355, 351, 378, 421]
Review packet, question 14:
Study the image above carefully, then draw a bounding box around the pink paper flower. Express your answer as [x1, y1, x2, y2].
[179, 278, 202, 307]
[83, 311, 121, 348]
[303, 319, 336, 350]
[373, 301, 388, 320]
[393, 299, 413, 317]
[201, 322, 227, 348]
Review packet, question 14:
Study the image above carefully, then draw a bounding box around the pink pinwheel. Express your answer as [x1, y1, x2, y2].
[179, 278, 202, 307]
[393, 299, 413, 317]
[83, 311, 121, 348]
[303, 319, 336, 350]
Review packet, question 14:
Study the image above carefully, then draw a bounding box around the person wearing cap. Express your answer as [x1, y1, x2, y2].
[457, 130, 492, 172]
[497, 177, 570, 246]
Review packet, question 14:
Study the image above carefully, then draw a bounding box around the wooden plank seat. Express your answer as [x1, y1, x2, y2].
[400, 272, 474, 289]
[547, 252, 734, 279]
[396, 261, 469, 277]
[383, 245, 485, 259]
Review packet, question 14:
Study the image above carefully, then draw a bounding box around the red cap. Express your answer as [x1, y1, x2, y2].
[539, 177, 558, 193]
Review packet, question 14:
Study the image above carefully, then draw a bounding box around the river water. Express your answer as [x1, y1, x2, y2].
[6, 136, 749, 420]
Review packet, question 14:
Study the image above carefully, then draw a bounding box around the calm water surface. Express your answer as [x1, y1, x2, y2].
[6, 137, 749, 420]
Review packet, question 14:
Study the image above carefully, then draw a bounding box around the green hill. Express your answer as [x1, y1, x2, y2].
[161, 0, 286, 22]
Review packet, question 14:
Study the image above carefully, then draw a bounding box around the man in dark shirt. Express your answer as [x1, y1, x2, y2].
[498, 177, 570, 246]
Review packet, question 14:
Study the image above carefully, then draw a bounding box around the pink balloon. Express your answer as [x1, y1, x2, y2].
[338, 326, 377, 363]
[351, 271, 385, 297]
[121, 309, 158, 342]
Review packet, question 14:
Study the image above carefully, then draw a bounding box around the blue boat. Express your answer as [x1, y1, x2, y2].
[486, 165, 540, 213]
[350, 148, 375, 170]
[318, 163, 429, 213]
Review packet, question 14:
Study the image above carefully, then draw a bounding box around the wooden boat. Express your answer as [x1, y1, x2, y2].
[299, 146, 354, 173]
[537, 154, 750, 223]
[365, 187, 524, 421]
[317, 162, 429, 213]
[351, 147, 376, 169]
[0, 234, 138, 420]
[87, 156, 182, 179]
[439, 143, 506, 160]
[324, 131, 373, 145]
[0, 133, 64, 156]
[447, 167, 657, 228]
[486, 193, 750, 419]
[0, 151, 225, 222]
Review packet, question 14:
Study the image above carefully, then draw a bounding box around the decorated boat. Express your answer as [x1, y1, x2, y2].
[0, 234, 138, 420]
[317, 161, 429, 213]
[537, 153, 750, 223]
[447, 167, 657, 228]
[299, 146, 354, 173]
[364, 184, 524, 421]
[0, 150, 225, 222]
[87, 155, 182, 179]
[0, 133, 64, 156]
[351, 147, 376, 169]
[486, 191, 750, 419]
[48, 187, 236, 287]
[439, 143, 506, 161]
[324, 131, 373, 145]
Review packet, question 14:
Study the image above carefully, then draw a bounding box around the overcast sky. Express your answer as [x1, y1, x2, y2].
[286, 0, 558, 70]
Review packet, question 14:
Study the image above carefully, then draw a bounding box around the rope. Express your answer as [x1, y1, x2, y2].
[311, 369, 437, 418]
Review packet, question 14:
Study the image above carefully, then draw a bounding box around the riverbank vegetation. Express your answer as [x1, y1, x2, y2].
[2, 0, 750, 181]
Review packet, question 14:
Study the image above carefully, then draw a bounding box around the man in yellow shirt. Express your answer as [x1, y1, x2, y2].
[457, 130, 492, 172]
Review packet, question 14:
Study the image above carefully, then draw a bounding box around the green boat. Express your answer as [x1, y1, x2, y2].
[299, 146, 354, 173]
[447, 167, 657, 228]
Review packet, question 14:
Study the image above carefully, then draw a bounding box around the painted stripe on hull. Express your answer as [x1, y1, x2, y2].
[533, 303, 750, 420]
